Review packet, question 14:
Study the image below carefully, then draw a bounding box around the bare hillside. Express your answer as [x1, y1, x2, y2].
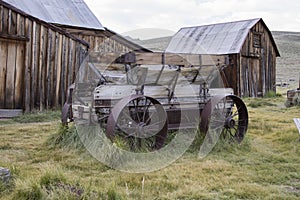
[127, 36, 171, 51]
[272, 31, 300, 87]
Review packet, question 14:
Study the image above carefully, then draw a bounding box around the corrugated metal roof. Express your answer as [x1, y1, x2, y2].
[166, 18, 262, 55]
[3, 0, 104, 30]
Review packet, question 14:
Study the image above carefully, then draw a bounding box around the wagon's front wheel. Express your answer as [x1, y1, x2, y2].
[200, 95, 248, 143]
[106, 95, 168, 152]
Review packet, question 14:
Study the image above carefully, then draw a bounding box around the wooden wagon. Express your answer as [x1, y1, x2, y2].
[62, 52, 248, 151]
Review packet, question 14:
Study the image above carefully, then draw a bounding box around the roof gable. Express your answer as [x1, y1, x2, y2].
[3, 0, 104, 30]
[166, 18, 279, 55]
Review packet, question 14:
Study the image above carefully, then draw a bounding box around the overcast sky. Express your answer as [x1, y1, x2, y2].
[84, 0, 300, 39]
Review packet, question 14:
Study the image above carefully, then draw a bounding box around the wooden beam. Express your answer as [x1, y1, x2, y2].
[92, 52, 227, 67]
[0, 33, 29, 41]
[134, 52, 227, 66]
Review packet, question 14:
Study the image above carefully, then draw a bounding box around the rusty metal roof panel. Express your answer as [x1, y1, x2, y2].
[166, 18, 261, 55]
[3, 0, 104, 30]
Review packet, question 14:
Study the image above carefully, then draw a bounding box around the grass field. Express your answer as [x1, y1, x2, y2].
[1, 94, 300, 199]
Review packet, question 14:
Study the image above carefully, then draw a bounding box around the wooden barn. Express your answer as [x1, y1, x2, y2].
[0, 0, 149, 114]
[166, 18, 280, 97]
[3, 0, 150, 53]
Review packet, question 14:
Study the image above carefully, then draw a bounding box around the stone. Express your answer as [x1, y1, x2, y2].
[0, 167, 11, 184]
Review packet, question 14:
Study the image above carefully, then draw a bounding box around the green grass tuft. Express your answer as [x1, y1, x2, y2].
[264, 90, 282, 98]
[13, 182, 44, 200]
[46, 123, 84, 150]
[248, 98, 277, 108]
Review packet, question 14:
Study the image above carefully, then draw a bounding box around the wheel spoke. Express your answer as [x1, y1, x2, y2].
[143, 98, 152, 122]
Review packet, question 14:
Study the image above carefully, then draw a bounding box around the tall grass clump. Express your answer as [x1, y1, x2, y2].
[46, 123, 84, 150]
[0, 180, 15, 196]
[12, 169, 98, 200]
[13, 182, 44, 200]
[187, 129, 206, 153]
[6, 165, 109, 199]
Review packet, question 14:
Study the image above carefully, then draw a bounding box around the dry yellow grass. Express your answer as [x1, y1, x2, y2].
[1, 95, 300, 199]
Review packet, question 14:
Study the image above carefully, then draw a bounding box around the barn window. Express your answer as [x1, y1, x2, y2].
[253, 32, 262, 48]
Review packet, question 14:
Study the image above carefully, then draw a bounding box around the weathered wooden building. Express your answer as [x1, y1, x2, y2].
[166, 18, 280, 97]
[0, 0, 149, 113]
[4, 0, 150, 53]
[0, 0, 89, 112]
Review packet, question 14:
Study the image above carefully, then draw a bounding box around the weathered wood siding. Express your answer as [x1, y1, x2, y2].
[222, 54, 239, 94]
[238, 21, 277, 97]
[76, 34, 132, 53]
[223, 21, 278, 97]
[0, 2, 88, 111]
[61, 27, 146, 53]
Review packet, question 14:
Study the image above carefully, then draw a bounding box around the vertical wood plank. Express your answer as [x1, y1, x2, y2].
[49, 31, 56, 108]
[2, 6, 8, 34]
[24, 18, 32, 112]
[46, 28, 53, 108]
[9, 9, 17, 35]
[55, 34, 63, 107]
[5, 42, 17, 108]
[0, 5, 3, 33]
[19, 14, 25, 36]
[38, 25, 45, 110]
[53, 32, 59, 108]
[68, 39, 73, 89]
[74, 43, 80, 80]
[16, 13, 20, 36]
[14, 42, 25, 109]
[7, 8, 12, 34]
[31, 21, 38, 109]
[60, 36, 68, 106]
[71, 41, 77, 82]
[0, 40, 8, 108]
[42, 27, 49, 109]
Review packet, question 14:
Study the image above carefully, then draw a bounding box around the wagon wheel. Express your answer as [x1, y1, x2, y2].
[200, 95, 248, 143]
[106, 95, 168, 152]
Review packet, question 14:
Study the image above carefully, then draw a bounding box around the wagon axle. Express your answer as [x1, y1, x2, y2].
[224, 117, 236, 129]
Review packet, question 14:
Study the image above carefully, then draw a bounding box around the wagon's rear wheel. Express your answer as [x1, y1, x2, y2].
[200, 95, 248, 143]
[106, 95, 168, 152]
